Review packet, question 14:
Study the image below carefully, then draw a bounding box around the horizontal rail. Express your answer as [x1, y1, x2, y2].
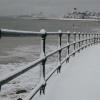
[0, 28, 98, 37]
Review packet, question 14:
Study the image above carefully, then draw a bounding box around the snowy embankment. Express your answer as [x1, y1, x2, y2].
[34, 44, 100, 100]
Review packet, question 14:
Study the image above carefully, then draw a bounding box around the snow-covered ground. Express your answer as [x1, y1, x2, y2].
[33, 44, 100, 100]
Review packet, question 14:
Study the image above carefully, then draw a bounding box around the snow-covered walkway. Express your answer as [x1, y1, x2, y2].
[34, 44, 100, 100]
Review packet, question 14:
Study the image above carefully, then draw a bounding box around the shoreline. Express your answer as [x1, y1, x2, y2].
[19, 17, 100, 21]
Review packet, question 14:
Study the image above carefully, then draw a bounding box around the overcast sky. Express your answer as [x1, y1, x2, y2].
[0, 0, 100, 17]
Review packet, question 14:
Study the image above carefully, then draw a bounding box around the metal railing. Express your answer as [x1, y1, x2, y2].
[0, 28, 100, 100]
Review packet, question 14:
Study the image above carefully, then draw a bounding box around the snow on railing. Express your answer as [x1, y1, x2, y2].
[0, 28, 100, 100]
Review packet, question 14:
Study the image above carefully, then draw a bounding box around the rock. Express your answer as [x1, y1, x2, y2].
[16, 89, 27, 94]
[17, 98, 23, 100]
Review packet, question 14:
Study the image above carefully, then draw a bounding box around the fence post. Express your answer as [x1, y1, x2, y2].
[97, 34, 98, 43]
[0, 85, 1, 91]
[0, 29, 1, 39]
[66, 33, 71, 62]
[90, 33, 92, 46]
[74, 32, 76, 50]
[88, 33, 90, 46]
[40, 29, 46, 95]
[96, 34, 97, 44]
[81, 33, 84, 50]
[99, 34, 100, 43]
[72, 32, 76, 56]
[92, 33, 94, 44]
[85, 34, 87, 48]
[57, 30, 62, 73]
[94, 34, 96, 44]
[97, 34, 99, 43]
[96, 34, 97, 43]
[81, 32, 84, 50]
[0, 30, 1, 88]
[68, 33, 70, 43]
[0, 30, 3, 91]
[67, 33, 70, 55]
[96, 34, 98, 43]
[78, 33, 81, 52]
[92, 33, 94, 45]
[95, 34, 96, 43]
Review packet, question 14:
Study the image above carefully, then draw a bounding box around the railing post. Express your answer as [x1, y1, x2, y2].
[0, 85, 1, 91]
[85, 34, 88, 47]
[97, 34, 99, 43]
[72, 32, 76, 56]
[66, 33, 70, 63]
[88, 33, 91, 46]
[57, 30, 62, 73]
[81, 33, 84, 50]
[99, 34, 100, 43]
[96, 34, 98, 43]
[82, 33, 84, 45]
[92, 33, 94, 45]
[92, 33, 94, 44]
[40, 29, 46, 95]
[94, 34, 96, 44]
[90, 33, 92, 46]
[74, 32, 76, 42]
[68, 33, 70, 43]
[80, 34, 82, 46]
[78, 33, 81, 40]
[67, 33, 70, 55]
[95, 34, 97, 43]
[78, 33, 81, 52]
[0, 29, 1, 91]
[0, 29, 1, 39]
[89, 33, 90, 43]
[95, 33, 97, 44]
[68, 33, 70, 55]
[74, 32, 76, 50]
[98, 33, 99, 43]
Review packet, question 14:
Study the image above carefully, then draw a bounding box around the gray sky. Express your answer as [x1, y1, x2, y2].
[0, 0, 100, 17]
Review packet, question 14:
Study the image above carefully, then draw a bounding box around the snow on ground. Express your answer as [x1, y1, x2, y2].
[33, 44, 100, 100]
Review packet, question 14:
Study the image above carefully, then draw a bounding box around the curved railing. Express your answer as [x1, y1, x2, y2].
[0, 29, 100, 100]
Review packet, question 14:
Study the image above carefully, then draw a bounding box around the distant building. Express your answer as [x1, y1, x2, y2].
[64, 8, 99, 19]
